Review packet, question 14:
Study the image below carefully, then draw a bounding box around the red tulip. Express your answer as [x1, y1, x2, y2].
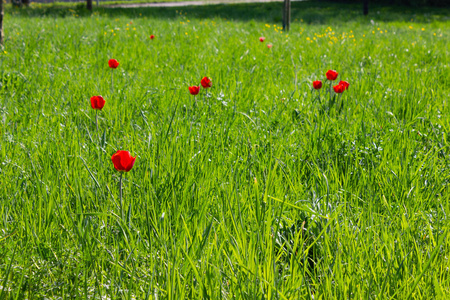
[339, 80, 349, 90]
[189, 86, 200, 95]
[333, 84, 345, 93]
[108, 59, 119, 69]
[326, 70, 338, 81]
[201, 77, 212, 88]
[259, 37, 266, 42]
[313, 80, 322, 90]
[150, 35, 155, 40]
[111, 150, 136, 172]
[90, 95, 106, 110]
[267, 44, 273, 49]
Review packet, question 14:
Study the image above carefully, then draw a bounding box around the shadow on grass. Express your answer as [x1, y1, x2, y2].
[9, 0, 450, 24]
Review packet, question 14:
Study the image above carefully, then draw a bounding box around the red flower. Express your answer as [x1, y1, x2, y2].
[259, 37, 265, 42]
[150, 35, 155, 40]
[339, 80, 349, 90]
[189, 86, 200, 95]
[108, 59, 119, 69]
[326, 70, 338, 81]
[90, 95, 105, 110]
[333, 84, 345, 93]
[201, 77, 212, 88]
[313, 80, 322, 90]
[267, 44, 273, 49]
[111, 150, 136, 172]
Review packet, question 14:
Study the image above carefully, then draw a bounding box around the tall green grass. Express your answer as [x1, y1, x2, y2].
[1, 1, 449, 298]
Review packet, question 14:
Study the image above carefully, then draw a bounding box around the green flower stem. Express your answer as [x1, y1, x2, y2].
[119, 173, 123, 220]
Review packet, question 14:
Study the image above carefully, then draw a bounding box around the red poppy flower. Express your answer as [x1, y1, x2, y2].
[108, 59, 119, 69]
[333, 84, 345, 93]
[111, 150, 136, 172]
[201, 77, 212, 88]
[326, 70, 338, 81]
[189, 86, 200, 95]
[339, 80, 349, 90]
[267, 44, 273, 49]
[90, 95, 105, 110]
[259, 37, 265, 42]
[150, 35, 155, 40]
[313, 80, 322, 90]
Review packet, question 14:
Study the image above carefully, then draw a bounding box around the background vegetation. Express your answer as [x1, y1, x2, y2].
[341, 0, 449, 7]
[1, 1, 450, 298]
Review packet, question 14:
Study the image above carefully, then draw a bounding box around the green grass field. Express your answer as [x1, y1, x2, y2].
[1, 1, 450, 298]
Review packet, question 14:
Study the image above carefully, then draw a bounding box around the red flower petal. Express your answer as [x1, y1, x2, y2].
[339, 80, 349, 90]
[111, 150, 136, 172]
[326, 70, 338, 81]
[111, 151, 125, 171]
[313, 80, 322, 90]
[91, 96, 98, 109]
[189, 86, 200, 95]
[108, 59, 119, 69]
[97, 96, 105, 109]
[90, 96, 105, 110]
[125, 156, 136, 172]
[333, 84, 345, 93]
[201, 77, 212, 88]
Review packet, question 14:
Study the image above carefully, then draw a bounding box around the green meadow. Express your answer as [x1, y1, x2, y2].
[1, 1, 450, 298]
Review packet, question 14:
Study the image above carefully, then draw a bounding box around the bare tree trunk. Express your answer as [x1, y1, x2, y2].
[87, 0, 92, 10]
[0, 0, 3, 45]
[363, 0, 369, 15]
[283, 0, 291, 32]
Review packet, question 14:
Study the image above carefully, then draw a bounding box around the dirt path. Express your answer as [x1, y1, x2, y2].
[106, 0, 302, 9]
